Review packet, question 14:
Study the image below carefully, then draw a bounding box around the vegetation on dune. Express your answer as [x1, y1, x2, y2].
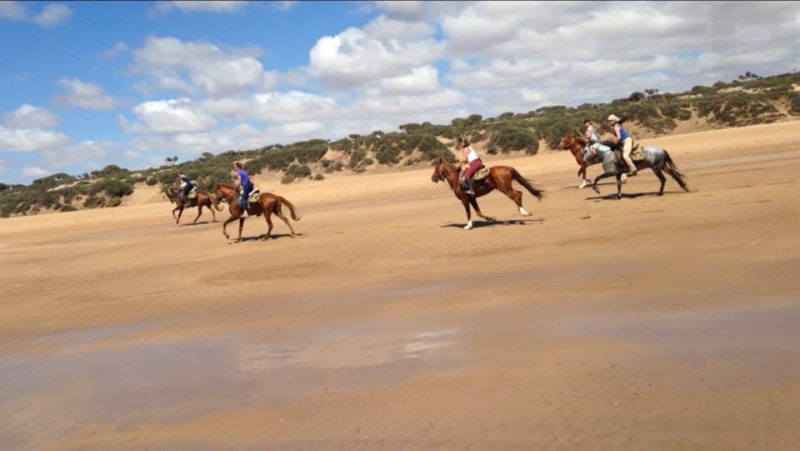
[3, 71, 800, 217]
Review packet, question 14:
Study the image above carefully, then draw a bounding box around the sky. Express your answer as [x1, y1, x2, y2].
[1, 1, 798, 184]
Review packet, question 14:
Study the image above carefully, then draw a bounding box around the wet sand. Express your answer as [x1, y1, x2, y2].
[1, 121, 800, 450]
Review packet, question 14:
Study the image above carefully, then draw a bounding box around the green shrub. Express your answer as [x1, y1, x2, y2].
[490, 124, 540, 154]
[145, 177, 158, 186]
[789, 93, 800, 115]
[281, 174, 295, 184]
[313, 173, 324, 180]
[348, 148, 367, 169]
[286, 163, 312, 178]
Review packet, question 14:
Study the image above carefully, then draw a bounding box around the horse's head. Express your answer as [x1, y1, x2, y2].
[558, 134, 576, 150]
[431, 157, 454, 183]
[164, 185, 179, 203]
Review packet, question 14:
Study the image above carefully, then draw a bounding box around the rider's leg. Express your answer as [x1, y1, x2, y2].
[464, 160, 481, 195]
[239, 189, 249, 217]
[622, 138, 636, 175]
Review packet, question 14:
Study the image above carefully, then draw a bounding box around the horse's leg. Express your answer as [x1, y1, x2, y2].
[221, 214, 238, 240]
[652, 166, 667, 196]
[210, 201, 217, 223]
[237, 217, 245, 242]
[174, 206, 183, 225]
[496, 180, 529, 217]
[578, 162, 589, 189]
[192, 205, 203, 224]
[468, 196, 495, 223]
[261, 206, 274, 240]
[274, 204, 296, 237]
[591, 171, 616, 194]
[461, 197, 474, 230]
[616, 174, 623, 199]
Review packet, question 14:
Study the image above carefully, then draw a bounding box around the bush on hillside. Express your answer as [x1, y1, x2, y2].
[489, 124, 540, 155]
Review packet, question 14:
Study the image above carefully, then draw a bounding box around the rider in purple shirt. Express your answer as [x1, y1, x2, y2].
[233, 161, 253, 217]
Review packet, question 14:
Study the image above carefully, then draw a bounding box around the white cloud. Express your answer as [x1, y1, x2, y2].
[375, 1, 426, 21]
[273, 1, 298, 12]
[0, 126, 70, 152]
[307, 27, 444, 89]
[270, 120, 325, 138]
[103, 41, 128, 59]
[0, 1, 73, 26]
[40, 141, 113, 168]
[22, 166, 52, 178]
[0, 1, 26, 21]
[375, 65, 442, 96]
[132, 36, 275, 98]
[201, 90, 339, 123]
[131, 98, 217, 134]
[362, 15, 436, 41]
[54, 78, 117, 110]
[128, 123, 268, 156]
[3, 105, 61, 129]
[150, 1, 249, 17]
[32, 3, 73, 27]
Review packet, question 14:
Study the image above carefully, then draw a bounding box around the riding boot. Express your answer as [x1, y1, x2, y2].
[465, 177, 475, 196]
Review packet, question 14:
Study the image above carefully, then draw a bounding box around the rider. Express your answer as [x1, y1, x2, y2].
[459, 135, 483, 196]
[583, 118, 599, 158]
[608, 114, 636, 177]
[233, 161, 253, 218]
[177, 171, 193, 203]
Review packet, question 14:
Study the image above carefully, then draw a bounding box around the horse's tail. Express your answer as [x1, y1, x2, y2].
[277, 195, 302, 221]
[511, 168, 545, 201]
[663, 150, 692, 192]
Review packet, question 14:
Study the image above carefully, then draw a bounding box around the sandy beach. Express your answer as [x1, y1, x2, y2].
[2, 121, 800, 451]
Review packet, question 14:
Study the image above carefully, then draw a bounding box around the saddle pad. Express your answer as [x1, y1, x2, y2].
[248, 189, 261, 203]
[188, 189, 198, 199]
[631, 146, 645, 161]
[473, 166, 489, 181]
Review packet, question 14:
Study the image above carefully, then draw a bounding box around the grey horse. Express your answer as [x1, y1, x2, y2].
[578, 137, 691, 199]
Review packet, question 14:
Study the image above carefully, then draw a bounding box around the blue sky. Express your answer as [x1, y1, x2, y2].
[1, 1, 798, 184]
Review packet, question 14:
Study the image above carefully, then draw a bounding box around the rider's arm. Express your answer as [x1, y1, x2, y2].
[614, 124, 621, 143]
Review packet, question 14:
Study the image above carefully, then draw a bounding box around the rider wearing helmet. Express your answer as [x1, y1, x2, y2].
[177, 172, 193, 203]
[608, 114, 636, 177]
[459, 135, 482, 196]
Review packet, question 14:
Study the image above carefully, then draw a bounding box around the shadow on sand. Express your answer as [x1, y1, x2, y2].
[585, 190, 686, 201]
[441, 218, 545, 229]
[228, 233, 303, 243]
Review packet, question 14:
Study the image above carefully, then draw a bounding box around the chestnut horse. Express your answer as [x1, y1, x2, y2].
[557, 134, 604, 189]
[431, 157, 544, 230]
[214, 182, 301, 242]
[165, 185, 222, 225]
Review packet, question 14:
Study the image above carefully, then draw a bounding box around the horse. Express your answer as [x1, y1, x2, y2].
[566, 136, 691, 199]
[165, 185, 222, 225]
[558, 134, 604, 189]
[431, 157, 544, 230]
[214, 182, 301, 242]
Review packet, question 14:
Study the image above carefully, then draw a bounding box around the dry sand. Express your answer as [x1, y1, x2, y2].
[1, 121, 800, 451]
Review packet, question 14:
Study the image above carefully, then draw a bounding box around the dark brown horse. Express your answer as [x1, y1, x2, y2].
[166, 185, 222, 225]
[558, 134, 601, 189]
[431, 157, 544, 230]
[215, 182, 301, 242]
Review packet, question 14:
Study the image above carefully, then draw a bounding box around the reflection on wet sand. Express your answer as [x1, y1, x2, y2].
[0, 317, 461, 451]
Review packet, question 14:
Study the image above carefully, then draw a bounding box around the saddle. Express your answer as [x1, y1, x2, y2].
[602, 140, 644, 163]
[187, 188, 198, 200]
[459, 166, 489, 191]
[248, 188, 261, 203]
